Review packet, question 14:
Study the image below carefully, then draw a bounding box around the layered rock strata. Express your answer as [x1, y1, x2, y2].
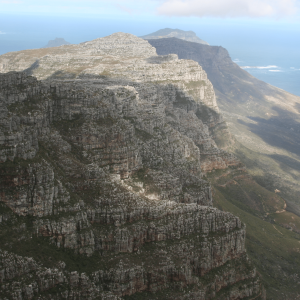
[0, 33, 237, 173]
[0, 33, 263, 299]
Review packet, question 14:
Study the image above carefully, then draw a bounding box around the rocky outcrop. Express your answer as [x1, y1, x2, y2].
[0, 33, 264, 299]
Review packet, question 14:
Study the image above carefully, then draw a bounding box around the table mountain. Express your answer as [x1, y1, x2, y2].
[0, 33, 264, 299]
[44, 38, 71, 48]
[141, 28, 208, 45]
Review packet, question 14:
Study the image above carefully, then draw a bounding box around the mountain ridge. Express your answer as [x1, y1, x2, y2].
[141, 28, 208, 45]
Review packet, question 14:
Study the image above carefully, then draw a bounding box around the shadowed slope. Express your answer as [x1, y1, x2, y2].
[148, 36, 300, 299]
[147, 37, 300, 212]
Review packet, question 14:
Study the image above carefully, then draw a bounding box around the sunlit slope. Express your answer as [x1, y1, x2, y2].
[208, 167, 300, 299]
[148, 37, 300, 215]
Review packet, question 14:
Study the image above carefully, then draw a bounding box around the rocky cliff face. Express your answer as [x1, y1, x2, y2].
[145, 35, 300, 299]
[0, 33, 264, 299]
[0, 33, 237, 174]
[147, 37, 300, 216]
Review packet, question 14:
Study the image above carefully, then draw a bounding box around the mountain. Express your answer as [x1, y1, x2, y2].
[44, 37, 71, 48]
[0, 33, 264, 299]
[140, 28, 208, 45]
[147, 37, 300, 214]
[147, 36, 300, 298]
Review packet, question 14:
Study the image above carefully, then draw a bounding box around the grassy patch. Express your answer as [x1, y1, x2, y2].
[208, 167, 285, 216]
[213, 188, 300, 299]
[271, 211, 300, 233]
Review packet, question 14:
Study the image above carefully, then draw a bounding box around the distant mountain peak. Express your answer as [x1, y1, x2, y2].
[140, 28, 209, 45]
[44, 37, 71, 48]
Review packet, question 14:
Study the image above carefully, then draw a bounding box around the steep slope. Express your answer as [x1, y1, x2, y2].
[147, 36, 300, 299]
[0, 32, 236, 173]
[0, 34, 264, 299]
[140, 28, 208, 45]
[147, 37, 300, 215]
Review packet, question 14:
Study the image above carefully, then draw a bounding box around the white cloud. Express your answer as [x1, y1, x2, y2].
[269, 69, 283, 72]
[0, 0, 22, 3]
[241, 65, 278, 69]
[115, 3, 134, 14]
[157, 0, 298, 18]
[0, 31, 6, 34]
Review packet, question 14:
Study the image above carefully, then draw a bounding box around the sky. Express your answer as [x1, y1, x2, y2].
[0, 0, 299, 45]
[0, 0, 299, 19]
[0, 0, 300, 95]
[0, 0, 299, 94]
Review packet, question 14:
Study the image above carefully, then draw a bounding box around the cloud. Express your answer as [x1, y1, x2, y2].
[269, 69, 283, 72]
[116, 3, 134, 14]
[241, 65, 278, 69]
[0, 0, 22, 3]
[0, 31, 6, 34]
[157, 0, 299, 18]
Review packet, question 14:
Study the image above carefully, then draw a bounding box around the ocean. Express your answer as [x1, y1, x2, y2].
[228, 44, 300, 97]
[1, 14, 299, 96]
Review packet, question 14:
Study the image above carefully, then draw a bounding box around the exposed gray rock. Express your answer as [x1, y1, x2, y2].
[0, 33, 264, 299]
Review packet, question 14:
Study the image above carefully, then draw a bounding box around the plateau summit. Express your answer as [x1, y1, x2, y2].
[141, 28, 209, 45]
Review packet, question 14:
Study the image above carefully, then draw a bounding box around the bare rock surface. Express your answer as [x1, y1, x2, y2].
[0, 33, 264, 299]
